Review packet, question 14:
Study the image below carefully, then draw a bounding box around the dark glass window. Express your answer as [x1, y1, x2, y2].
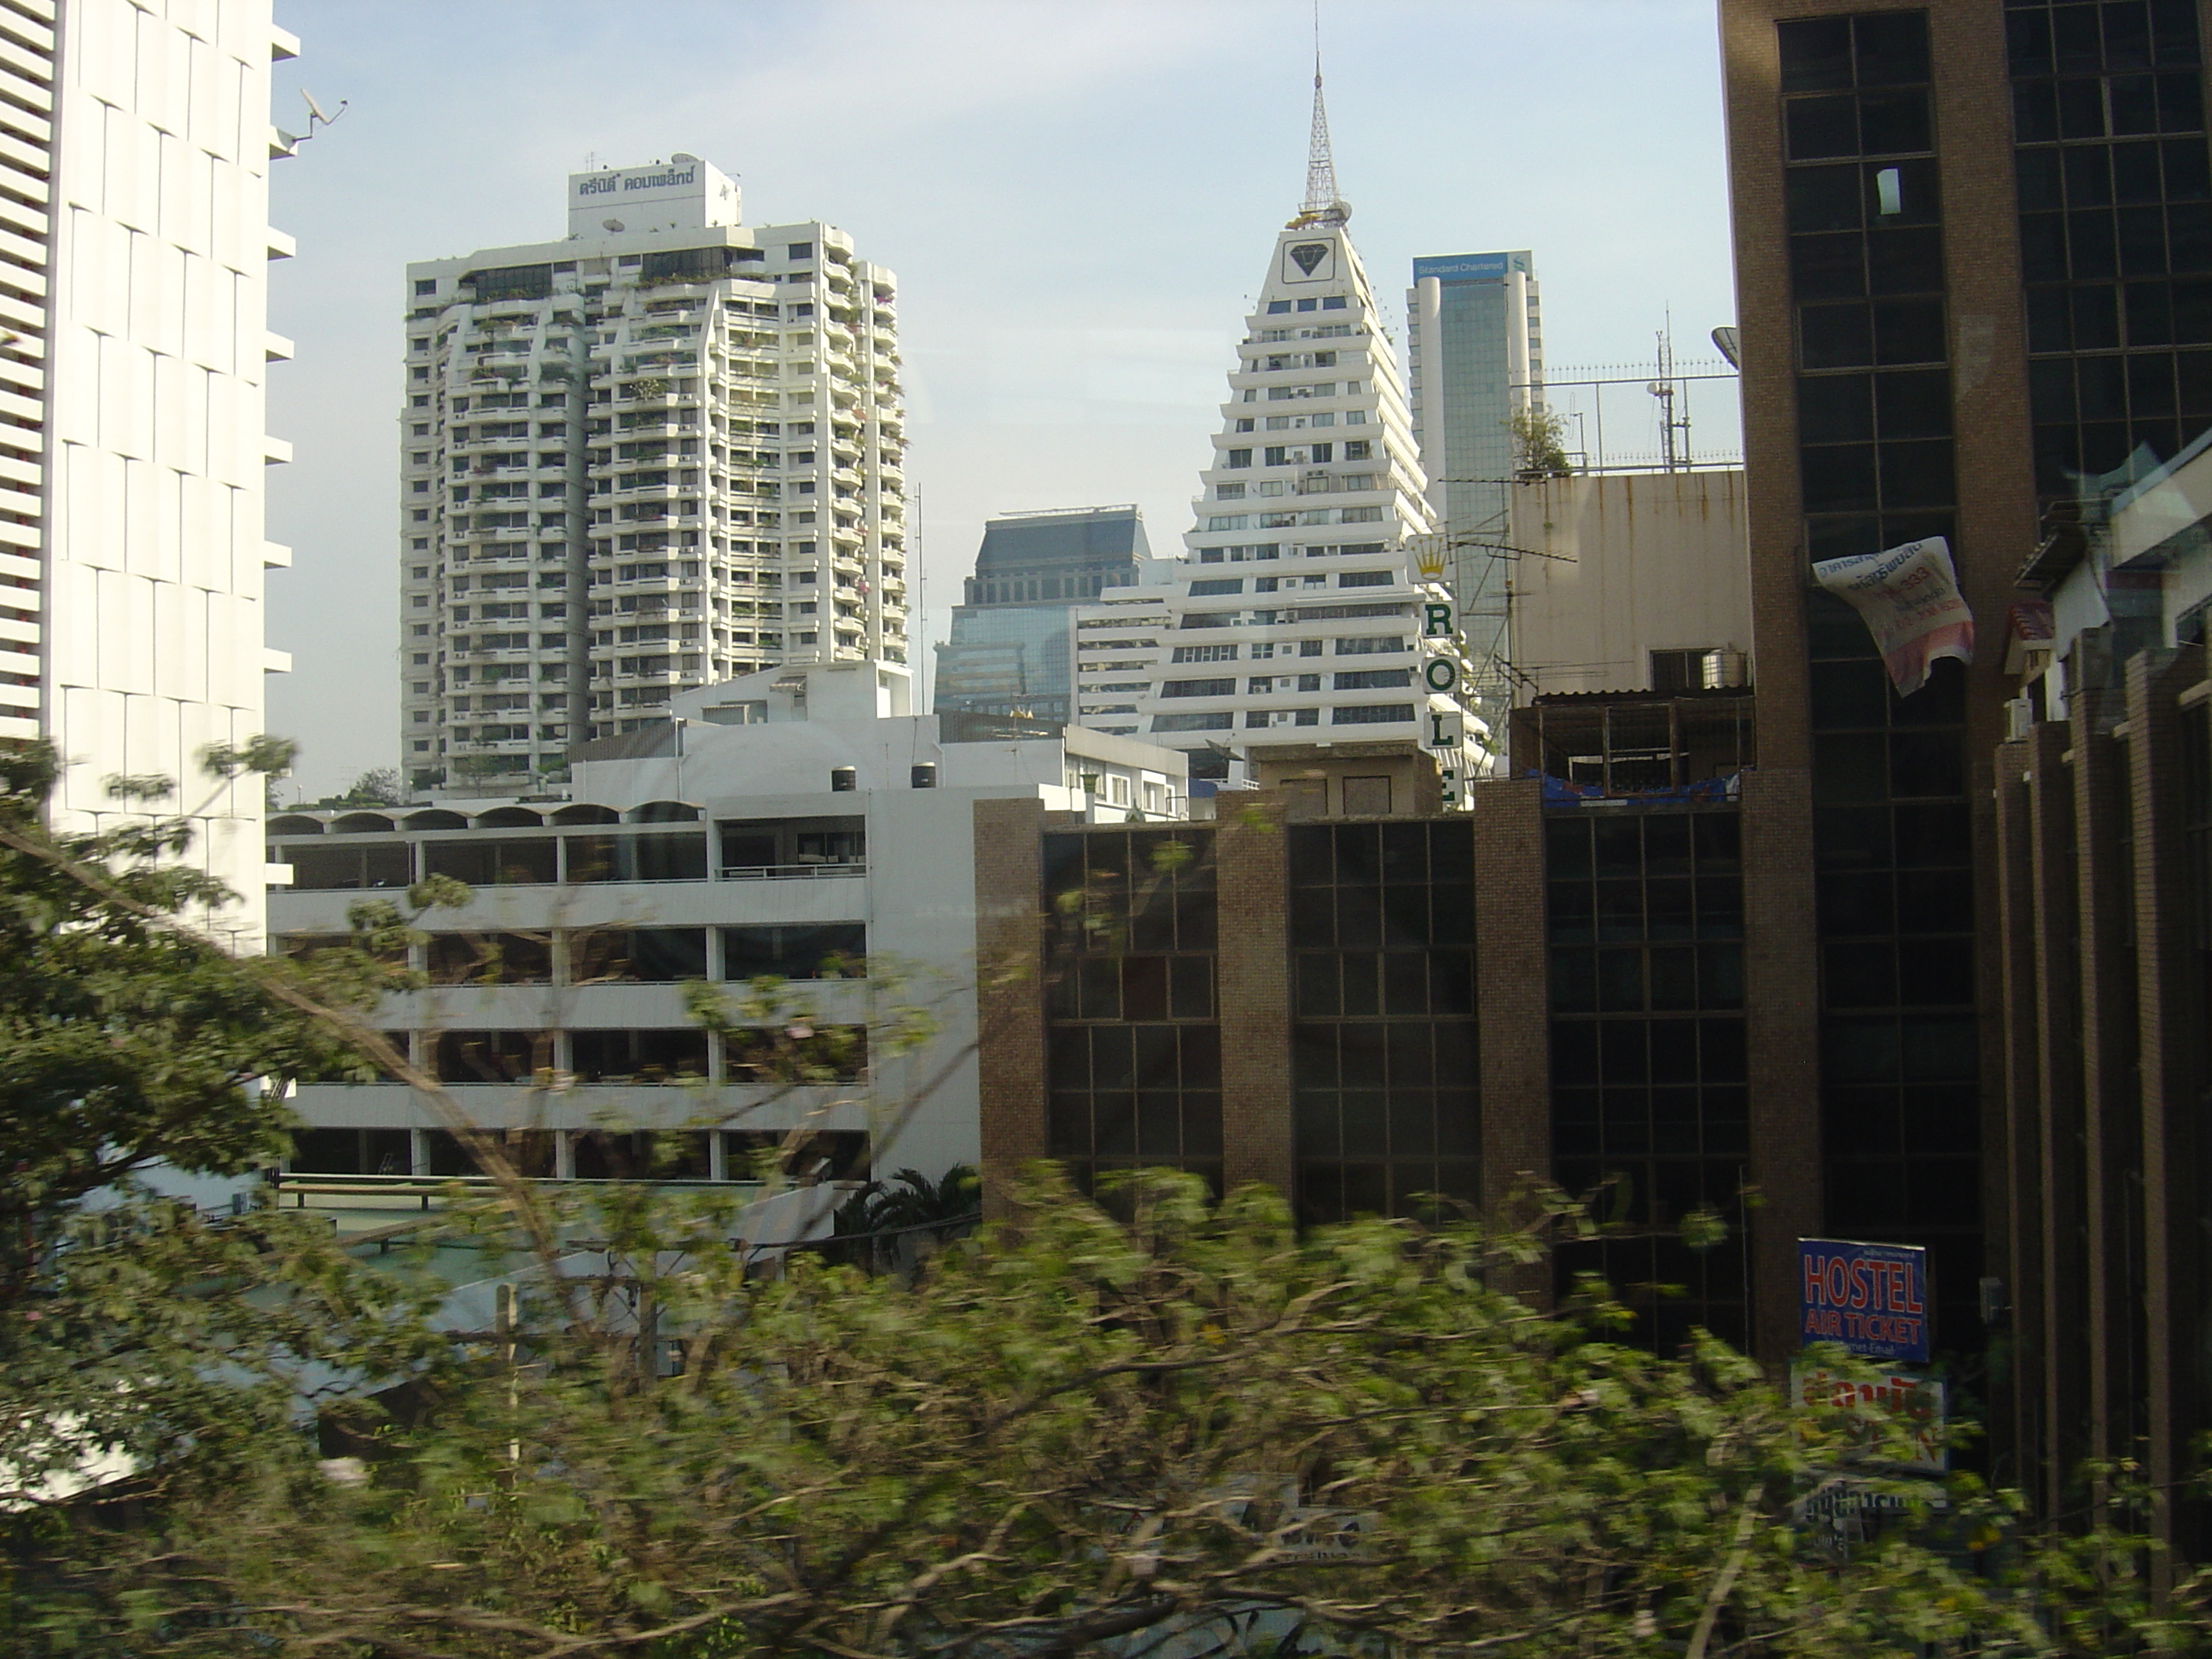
[563, 832, 709, 882]
[434, 1029, 546, 1084]
[426, 931, 554, 985]
[1043, 829, 1222, 1195]
[1784, 8, 1986, 1351]
[2011, 0, 2212, 497]
[1289, 821, 1479, 1223]
[1546, 808, 1749, 1353]
[277, 841, 412, 890]
[570, 1028, 709, 1084]
[719, 923, 865, 980]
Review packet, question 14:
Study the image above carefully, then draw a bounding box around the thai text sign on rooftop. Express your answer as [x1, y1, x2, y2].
[1800, 1238, 1930, 1363]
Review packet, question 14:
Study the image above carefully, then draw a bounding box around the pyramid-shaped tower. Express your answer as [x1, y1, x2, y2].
[1069, 76, 1478, 809]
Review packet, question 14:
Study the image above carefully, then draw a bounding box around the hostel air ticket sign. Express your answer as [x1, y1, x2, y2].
[1799, 1238, 1930, 1363]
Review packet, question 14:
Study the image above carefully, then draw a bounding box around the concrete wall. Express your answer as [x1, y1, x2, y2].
[1507, 471, 1752, 698]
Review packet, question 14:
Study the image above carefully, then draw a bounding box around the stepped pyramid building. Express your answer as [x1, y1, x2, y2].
[1068, 71, 1476, 812]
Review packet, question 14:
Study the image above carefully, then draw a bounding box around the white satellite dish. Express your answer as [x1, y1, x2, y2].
[299, 87, 347, 137]
[602, 218, 626, 234]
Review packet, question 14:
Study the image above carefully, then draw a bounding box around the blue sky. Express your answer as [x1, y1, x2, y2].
[265, 0, 1737, 797]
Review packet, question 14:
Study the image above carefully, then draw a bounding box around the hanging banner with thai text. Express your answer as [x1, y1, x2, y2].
[1799, 1237, 1930, 1362]
[1811, 536, 1974, 697]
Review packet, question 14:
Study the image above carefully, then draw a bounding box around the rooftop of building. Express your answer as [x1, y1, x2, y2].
[274, 663, 1190, 842]
[975, 505, 1150, 574]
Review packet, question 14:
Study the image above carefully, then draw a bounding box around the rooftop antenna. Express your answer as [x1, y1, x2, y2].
[1648, 313, 1692, 471]
[1293, 1, 1349, 226]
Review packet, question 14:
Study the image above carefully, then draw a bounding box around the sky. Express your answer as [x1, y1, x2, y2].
[263, 0, 1739, 800]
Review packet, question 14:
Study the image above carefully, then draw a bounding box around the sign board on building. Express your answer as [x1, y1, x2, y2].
[1799, 1237, 1930, 1362]
[1411, 253, 1528, 282]
[566, 154, 740, 238]
[1790, 1364, 1947, 1473]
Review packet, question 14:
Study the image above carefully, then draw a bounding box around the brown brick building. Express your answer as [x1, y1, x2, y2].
[1717, 0, 2212, 1545]
[976, 0, 2212, 1551]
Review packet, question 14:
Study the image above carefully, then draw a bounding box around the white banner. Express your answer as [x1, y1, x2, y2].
[1812, 536, 1974, 697]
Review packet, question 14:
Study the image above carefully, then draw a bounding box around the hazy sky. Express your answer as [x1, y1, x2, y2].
[264, 0, 1738, 798]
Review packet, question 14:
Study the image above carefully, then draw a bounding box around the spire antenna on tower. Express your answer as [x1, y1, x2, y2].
[1295, 0, 1349, 226]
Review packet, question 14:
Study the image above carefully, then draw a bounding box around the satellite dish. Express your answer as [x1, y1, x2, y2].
[1711, 325, 1742, 369]
[299, 88, 347, 136]
[602, 218, 626, 233]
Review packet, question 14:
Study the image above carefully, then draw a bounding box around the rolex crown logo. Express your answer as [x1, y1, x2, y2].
[1411, 537, 1448, 579]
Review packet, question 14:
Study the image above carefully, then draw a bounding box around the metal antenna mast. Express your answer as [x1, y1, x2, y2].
[1647, 316, 1693, 471]
[1296, 2, 1349, 225]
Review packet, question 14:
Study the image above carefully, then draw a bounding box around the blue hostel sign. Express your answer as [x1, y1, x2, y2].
[1799, 1238, 1930, 1363]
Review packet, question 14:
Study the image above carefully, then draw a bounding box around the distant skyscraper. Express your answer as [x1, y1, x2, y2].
[1407, 252, 1542, 722]
[400, 156, 908, 794]
[1068, 71, 1470, 810]
[933, 505, 1148, 725]
[0, 0, 295, 940]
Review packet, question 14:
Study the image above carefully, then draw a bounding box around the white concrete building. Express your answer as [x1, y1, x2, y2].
[269, 661, 1188, 1187]
[1067, 91, 1469, 812]
[0, 0, 294, 940]
[1506, 470, 1752, 699]
[400, 156, 908, 797]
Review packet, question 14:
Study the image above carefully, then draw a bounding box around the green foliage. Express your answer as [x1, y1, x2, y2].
[1510, 403, 1575, 479]
[0, 739, 451, 1598]
[5, 1167, 2174, 1656]
[451, 754, 529, 780]
[0, 738, 2194, 1655]
[0, 742, 397, 1236]
[301, 767, 405, 810]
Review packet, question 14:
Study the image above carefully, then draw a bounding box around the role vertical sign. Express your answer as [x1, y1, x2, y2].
[1798, 1237, 1930, 1363]
[1412, 536, 1467, 806]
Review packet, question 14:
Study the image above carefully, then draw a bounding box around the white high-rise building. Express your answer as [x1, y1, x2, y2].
[400, 157, 908, 796]
[0, 0, 295, 940]
[1069, 74, 1471, 811]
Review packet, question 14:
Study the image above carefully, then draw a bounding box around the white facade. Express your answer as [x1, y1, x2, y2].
[271, 662, 1187, 1185]
[1, 0, 292, 940]
[400, 156, 908, 797]
[1068, 211, 1465, 783]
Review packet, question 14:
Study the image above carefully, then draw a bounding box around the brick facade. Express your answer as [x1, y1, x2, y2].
[973, 795, 1049, 1219]
[1472, 779, 1547, 1219]
[1739, 766, 1822, 1370]
[1216, 793, 1295, 1195]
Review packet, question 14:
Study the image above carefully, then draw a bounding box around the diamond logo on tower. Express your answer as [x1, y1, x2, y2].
[1283, 240, 1336, 282]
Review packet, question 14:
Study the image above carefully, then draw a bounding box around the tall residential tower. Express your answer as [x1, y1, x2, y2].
[400, 157, 907, 795]
[1, 0, 295, 940]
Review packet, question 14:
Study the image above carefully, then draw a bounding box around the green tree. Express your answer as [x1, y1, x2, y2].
[1510, 403, 1575, 479]
[0, 741, 381, 1238]
[0, 741, 2190, 1656]
[9, 1167, 2176, 1657]
[312, 766, 404, 809]
[0, 739, 443, 1545]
